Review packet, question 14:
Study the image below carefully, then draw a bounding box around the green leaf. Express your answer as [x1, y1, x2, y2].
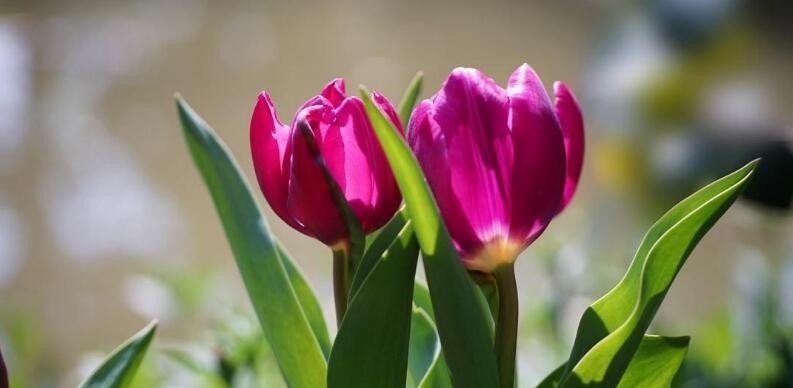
[616, 335, 689, 388]
[350, 207, 408, 297]
[79, 320, 157, 388]
[410, 308, 453, 388]
[176, 96, 327, 388]
[398, 72, 424, 127]
[559, 160, 758, 387]
[360, 86, 500, 388]
[413, 282, 435, 320]
[327, 221, 419, 388]
[537, 363, 566, 388]
[277, 243, 332, 358]
[408, 308, 440, 388]
[537, 335, 689, 388]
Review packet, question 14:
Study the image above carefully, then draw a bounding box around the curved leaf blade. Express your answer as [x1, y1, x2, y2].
[351, 207, 408, 297]
[79, 320, 157, 388]
[616, 335, 689, 388]
[176, 96, 327, 388]
[560, 160, 757, 387]
[360, 86, 500, 388]
[408, 308, 440, 388]
[277, 243, 332, 358]
[398, 72, 424, 127]
[327, 222, 419, 388]
[538, 335, 689, 388]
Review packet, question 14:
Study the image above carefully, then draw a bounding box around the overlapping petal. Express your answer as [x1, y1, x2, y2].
[409, 64, 583, 271]
[251, 79, 403, 246]
[553, 81, 585, 213]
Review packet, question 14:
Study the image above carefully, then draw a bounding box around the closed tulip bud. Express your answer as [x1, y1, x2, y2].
[251, 79, 404, 247]
[408, 64, 585, 272]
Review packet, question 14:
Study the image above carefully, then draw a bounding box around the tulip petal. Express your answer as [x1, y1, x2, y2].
[250, 92, 307, 234]
[554, 81, 585, 213]
[506, 64, 566, 245]
[287, 106, 347, 245]
[410, 68, 513, 259]
[321, 78, 346, 107]
[322, 96, 402, 233]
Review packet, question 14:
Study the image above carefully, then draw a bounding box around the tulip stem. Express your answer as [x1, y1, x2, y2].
[493, 263, 518, 388]
[332, 245, 351, 326]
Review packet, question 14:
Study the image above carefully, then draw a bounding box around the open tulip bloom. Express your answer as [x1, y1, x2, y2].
[70, 62, 759, 388]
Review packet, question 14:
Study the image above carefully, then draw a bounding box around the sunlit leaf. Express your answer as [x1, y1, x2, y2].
[361, 86, 500, 388]
[177, 96, 327, 388]
[79, 320, 157, 388]
[398, 72, 424, 127]
[327, 221, 419, 388]
[616, 335, 689, 388]
[559, 160, 758, 387]
[538, 335, 689, 388]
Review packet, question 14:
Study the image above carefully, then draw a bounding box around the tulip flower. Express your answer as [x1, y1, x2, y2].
[250, 78, 404, 323]
[408, 64, 584, 388]
[408, 64, 585, 273]
[250, 78, 404, 248]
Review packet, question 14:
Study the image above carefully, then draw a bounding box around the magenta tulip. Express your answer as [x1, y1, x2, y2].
[250, 79, 404, 247]
[408, 64, 585, 272]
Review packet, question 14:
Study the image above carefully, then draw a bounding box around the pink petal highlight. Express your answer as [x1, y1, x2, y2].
[505, 63, 566, 246]
[553, 81, 585, 213]
[250, 92, 307, 234]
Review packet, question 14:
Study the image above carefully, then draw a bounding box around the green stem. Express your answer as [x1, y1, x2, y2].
[332, 246, 351, 326]
[493, 263, 518, 388]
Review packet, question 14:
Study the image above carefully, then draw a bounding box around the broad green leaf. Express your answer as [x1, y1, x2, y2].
[327, 221, 419, 388]
[537, 335, 689, 388]
[176, 96, 327, 388]
[277, 243, 332, 358]
[361, 86, 500, 388]
[79, 320, 157, 388]
[616, 335, 689, 388]
[559, 160, 757, 387]
[350, 207, 408, 297]
[398, 72, 424, 127]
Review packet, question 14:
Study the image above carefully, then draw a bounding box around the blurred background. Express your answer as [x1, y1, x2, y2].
[0, 0, 791, 386]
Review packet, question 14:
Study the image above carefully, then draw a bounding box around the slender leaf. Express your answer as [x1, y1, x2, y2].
[177, 96, 327, 388]
[537, 363, 566, 388]
[537, 335, 689, 388]
[79, 320, 157, 388]
[277, 243, 332, 358]
[327, 221, 419, 388]
[413, 282, 435, 320]
[351, 207, 408, 297]
[410, 309, 453, 388]
[361, 86, 500, 388]
[616, 335, 689, 388]
[559, 160, 758, 387]
[398, 72, 424, 127]
[407, 308, 438, 388]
